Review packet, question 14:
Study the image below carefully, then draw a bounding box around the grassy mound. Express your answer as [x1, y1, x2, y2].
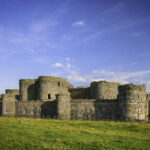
[0, 117, 150, 150]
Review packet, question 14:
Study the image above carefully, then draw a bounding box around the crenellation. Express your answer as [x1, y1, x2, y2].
[6, 89, 19, 95]
[90, 81, 120, 100]
[118, 84, 146, 101]
[0, 76, 149, 121]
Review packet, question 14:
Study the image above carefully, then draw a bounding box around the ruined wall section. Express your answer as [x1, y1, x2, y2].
[16, 101, 43, 118]
[37, 76, 73, 101]
[69, 87, 91, 99]
[90, 81, 120, 100]
[71, 99, 95, 120]
[71, 99, 118, 120]
[118, 84, 147, 121]
[1, 94, 16, 116]
[5, 89, 19, 100]
[15, 100, 57, 118]
[19, 79, 37, 101]
[6, 89, 19, 95]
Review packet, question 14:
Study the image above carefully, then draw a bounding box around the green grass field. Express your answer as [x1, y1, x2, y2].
[0, 117, 150, 150]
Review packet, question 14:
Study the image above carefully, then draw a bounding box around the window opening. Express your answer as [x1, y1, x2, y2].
[48, 94, 51, 99]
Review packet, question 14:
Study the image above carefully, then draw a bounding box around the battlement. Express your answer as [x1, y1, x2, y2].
[119, 84, 146, 91]
[91, 80, 120, 85]
[19, 79, 37, 84]
[38, 76, 73, 88]
[118, 84, 146, 101]
[5, 89, 19, 95]
[90, 81, 120, 100]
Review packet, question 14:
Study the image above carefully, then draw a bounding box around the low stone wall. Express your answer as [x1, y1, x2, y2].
[15, 100, 57, 118]
[71, 99, 118, 120]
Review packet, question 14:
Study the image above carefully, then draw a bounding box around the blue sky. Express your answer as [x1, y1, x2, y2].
[0, 0, 150, 93]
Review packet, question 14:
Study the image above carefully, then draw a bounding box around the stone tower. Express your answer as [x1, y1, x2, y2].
[118, 84, 147, 121]
[90, 81, 120, 100]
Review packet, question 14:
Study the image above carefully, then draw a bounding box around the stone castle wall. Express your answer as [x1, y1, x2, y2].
[146, 93, 150, 120]
[90, 81, 120, 100]
[118, 84, 147, 121]
[69, 87, 91, 99]
[19, 79, 37, 101]
[37, 76, 73, 101]
[15, 100, 57, 118]
[71, 99, 118, 120]
[0, 76, 149, 121]
[1, 94, 17, 116]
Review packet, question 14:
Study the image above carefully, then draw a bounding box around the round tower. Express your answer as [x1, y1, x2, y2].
[37, 76, 73, 101]
[90, 81, 119, 100]
[19, 79, 36, 101]
[118, 84, 147, 121]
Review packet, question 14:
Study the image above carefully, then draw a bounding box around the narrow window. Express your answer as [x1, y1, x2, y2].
[48, 94, 51, 99]
[58, 81, 60, 87]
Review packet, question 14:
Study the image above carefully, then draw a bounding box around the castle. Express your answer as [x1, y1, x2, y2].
[0, 76, 150, 121]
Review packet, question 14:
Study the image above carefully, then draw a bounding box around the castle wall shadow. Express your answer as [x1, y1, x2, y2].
[41, 100, 57, 118]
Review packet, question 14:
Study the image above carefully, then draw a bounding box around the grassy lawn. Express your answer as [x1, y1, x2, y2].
[0, 117, 150, 150]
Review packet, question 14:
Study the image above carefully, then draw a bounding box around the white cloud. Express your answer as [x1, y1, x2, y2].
[67, 69, 150, 90]
[92, 70, 115, 76]
[91, 70, 150, 85]
[25, 47, 35, 53]
[29, 20, 58, 33]
[67, 75, 86, 82]
[34, 57, 50, 64]
[50, 58, 150, 91]
[72, 21, 85, 27]
[66, 63, 71, 68]
[66, 57, 70, 61]
[52, 63, 64, 67]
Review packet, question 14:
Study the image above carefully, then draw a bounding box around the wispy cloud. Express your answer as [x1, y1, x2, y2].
[25, 47, 35, 53]
[99, 2, 124, 16]
[66, 57, 70, 61]
[29, 20, 58, 33]
[91, 70, 150, 85]
[132, 32, 142, 37]
[52, 62, 64, 67]
[72, 21, 85, 27]
[34, 57, 50, 64]
[50, 59, 150, 91]
[82, 18, 150, 42]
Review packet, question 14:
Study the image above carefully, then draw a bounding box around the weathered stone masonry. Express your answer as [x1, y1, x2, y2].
[0, 76, 149, 121]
